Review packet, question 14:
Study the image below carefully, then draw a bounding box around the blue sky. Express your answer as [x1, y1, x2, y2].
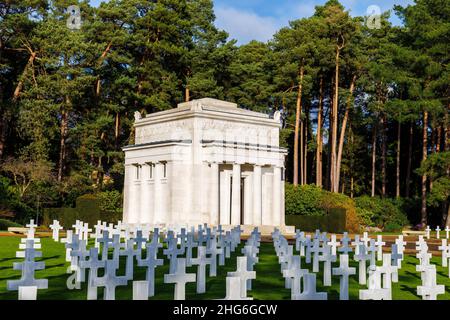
[90, 0, 414, 45]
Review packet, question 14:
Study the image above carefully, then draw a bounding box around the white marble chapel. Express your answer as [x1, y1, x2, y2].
[122, 98, 292, 233]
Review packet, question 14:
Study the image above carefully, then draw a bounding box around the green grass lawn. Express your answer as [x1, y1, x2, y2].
[0, 236, 449, 300]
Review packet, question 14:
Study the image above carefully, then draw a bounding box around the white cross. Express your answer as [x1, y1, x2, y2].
[310, 239, 322, 273]
[332, 254, 356, 300]
[137, 243, 163, 297]
[318, 244, 336, 286]
[119, 239, 137, 280]
[283, 255, 308, 297]
[425, 226, 431, 239]
[438, 239, 450, 267]
[359, 265, 391, 300]
[390, 244, 403, 282]
[92, 259, 128, 300]
[417, 267, 445, 300]
[72, 220, 82, 235]
[79, 247, 105, 300]
[49, 220, 63, 242]
[190, 246, 212, 294]
[378, 253, 398, 289]
[91, 221, 104, 248]
[206, 237, 223, 278]
[351, 235, 362, 255]
[228, 256, 256, 298]
[221, 276, 253, 300]
[25, 220, 37, 239]
[327, 234, 340, 256]
[375, 235, 385, 261]
[445, 226, 450, 239]
[7, 240, 48, 300]
[338, 235, 353, 255]
[354, 244, 371, 285]
[81, 222, 92, 241]
[395, 235, 407, 268]
[164, 258, 196, 300]
[292, 273, 327, 300]
[361, 232, 371, 247]
[436, 226, 441, 239]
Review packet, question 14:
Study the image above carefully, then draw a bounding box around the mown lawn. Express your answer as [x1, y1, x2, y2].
[0, 236, 449, 300]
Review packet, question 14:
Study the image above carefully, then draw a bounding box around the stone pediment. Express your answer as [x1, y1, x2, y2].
[139, 98, 271, 122]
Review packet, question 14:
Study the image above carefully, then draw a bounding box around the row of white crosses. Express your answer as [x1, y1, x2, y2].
[415, 236, 445, 299]
[163, 225, 244, 300]
[7, 219, 48, 300]
[276, 229, 327, 300]
[222, 228, 260, 300]
[425, 225, 450, 240]
[292, 229, 413, 300]
[7, 239, 48, 300]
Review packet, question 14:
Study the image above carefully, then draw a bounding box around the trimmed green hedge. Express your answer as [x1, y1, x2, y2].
[0, 218, 22, 230]
[43, 194, 122, 228]
[285, 208, 347, 233]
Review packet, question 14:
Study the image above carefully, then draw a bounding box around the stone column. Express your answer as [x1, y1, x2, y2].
[122, 164, 134, 223]
[210, 163, 219, 225]
[272, 166, 282, 226]
[231, 163, 241, 225]
[281, 168, 285, 226]
[140, 164, 151, 224]
[252, 165, 262, 226]
[153, 162, 162, 225]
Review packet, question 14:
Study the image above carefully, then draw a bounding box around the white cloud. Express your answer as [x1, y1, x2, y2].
[215, 6, 282, 45]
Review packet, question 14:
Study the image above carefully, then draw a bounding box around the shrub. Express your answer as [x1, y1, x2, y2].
[0, 218, 22, 230]
[285, 184, 325, 216]
[355, 196, 409, 230]
[384, 222, 403, 233]
[285, 183, 360, 233]
[97, 190, 123, 213]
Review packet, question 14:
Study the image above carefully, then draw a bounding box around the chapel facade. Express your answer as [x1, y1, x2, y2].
[122, 98, 291, 233]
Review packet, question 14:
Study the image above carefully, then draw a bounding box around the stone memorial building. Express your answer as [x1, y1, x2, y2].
[122, 98, 292, 233]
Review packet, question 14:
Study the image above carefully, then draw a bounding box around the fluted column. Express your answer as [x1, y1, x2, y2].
[153, 162, 162, 225]
[140, 164, 151, 224]
[252, 165, 262, 225]
[272, 166, 282, 226]
[231, 163, 241, 225]
[123, 164, 133, 223]
[210, 163, 219, 225]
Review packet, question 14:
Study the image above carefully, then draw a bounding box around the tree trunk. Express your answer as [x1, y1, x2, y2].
[293, 64, 304, 186]
[300, 120, 304, 185]
[331, 47, 340, 193]
[371, 122, 377, 197]
[405, 122, 413, 198]
[185, 85, 190, 102]
[95, 41, 113, 97]
[115, 112, 120, 150]
[316, 77, 324, 187]
[381, 114, 387, 198]
[437, 125, 442, 153]
[303, 104, 309, 185]
[58, 105, 69, 182]
[421, 111, 428, 226]
[350, 130, 354, 198]
[396, 121, 401, 198]
[0, 113, 7, 158]
[13, 51, 36, 101]
[336, 75, 356, 192]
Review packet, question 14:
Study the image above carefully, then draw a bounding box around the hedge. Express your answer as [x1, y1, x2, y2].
[285, 208, 347, 233]
[43, 194, 122, 228]
[0, 218, 22, 231]
[285, 183, 360, 233]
